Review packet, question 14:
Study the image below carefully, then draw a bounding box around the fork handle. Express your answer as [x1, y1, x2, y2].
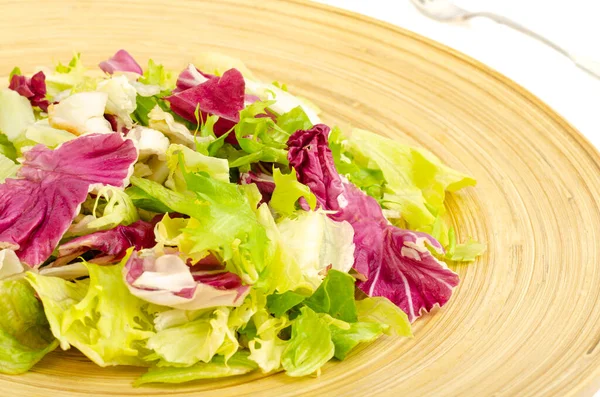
[464, 12, 600, 79]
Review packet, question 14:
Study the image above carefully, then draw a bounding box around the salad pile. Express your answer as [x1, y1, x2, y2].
[0, 50, 484, 385]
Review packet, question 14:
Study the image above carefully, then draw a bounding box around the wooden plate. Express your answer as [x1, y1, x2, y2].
[1, 0, 600, 395]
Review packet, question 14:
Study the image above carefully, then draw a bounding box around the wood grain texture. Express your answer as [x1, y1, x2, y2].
[1, 0, 600, 395]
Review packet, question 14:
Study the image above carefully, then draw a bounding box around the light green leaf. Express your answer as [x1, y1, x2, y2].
[165, 144, 229, 192]
[342, 128, 475, 229]
[146, 307, 232, 367]
[67, 186, 139, 237]
[281, 306, 334, 377]
[45, 53, 97, 98]
[0, 279, 58, 374]
[134, 352, 257, 386]
[0, 154, 18, 183]
[446, 228, 487, 262]
[0, 89, 35, 141]
[329, 126, 385, 201]
[254, 203, 306, 294]
[131, 170, 269, 285]
[147, 105, 194, 147]
[27, 262, 155, 367]
[331, 128, 483, 258]
[25, 273, 89, 349]
[8, 67, 21, 81]
[96, 75, 137, 127]
[247, 295, 290, 373]
[276, 106, 313, 135]
[230, 100, 290, 167]
[139, 59, 176, 91]
[355, 297, 412, 337]
[329, 320, 387, 360]
[277, 211, 355, 288]
[180, 171, 269, 283]
[24, 119, 75, 148]
[270, 168, 316, 216]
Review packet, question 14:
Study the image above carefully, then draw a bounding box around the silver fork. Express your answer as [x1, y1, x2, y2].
[410, 0, 600, 79]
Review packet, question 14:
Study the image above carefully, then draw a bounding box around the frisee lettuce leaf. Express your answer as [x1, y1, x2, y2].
[270, 168, 317, 216]
[27, 262, 155, 367]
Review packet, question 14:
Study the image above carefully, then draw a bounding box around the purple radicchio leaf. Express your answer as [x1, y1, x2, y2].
[287, 124, 459, 322]
[123, 250, 249, 310]
[166, 67, 245, 127]
[0, 133, 137, 267]
[239, 170, 275, 204]
[55, 220, 155, 266]
[9, 71, 50, 111]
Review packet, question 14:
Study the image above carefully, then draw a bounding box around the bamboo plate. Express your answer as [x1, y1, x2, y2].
[1, 0, 600, 396]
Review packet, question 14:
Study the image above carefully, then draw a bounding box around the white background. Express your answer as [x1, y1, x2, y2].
[311, 1, 600, 395]
[312, 0, 600, 149]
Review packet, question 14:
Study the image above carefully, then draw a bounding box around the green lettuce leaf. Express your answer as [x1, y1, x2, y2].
[25, 273, 89, 348]
[133, 351, 257, 386]
[125, 185, 173, 213]
[281, 306, 334, 377]
[355, 297, 412, 337]
[276, 106, 313, 135]
[181, 171, 269, 283]
[0, 134, 17, 161]
[67, 186, 139, 237]
[23, 119, 75, 148]
[266, 291, 307, 318]
[254, 203, 306, 294]
[0, 279, 59, 374]
[0, 89, 35, 142]
[330, 322, 386, 361]
[270, 168, 317, 217]
[276, 211, 355, 289]
[133, 95, 163, 126]
[45, 53, 97, 98]
[165, 144, 229, 192]
[331, 128, 475, 230]
[304, 270, 357, 323]
[445, 228, 487, 262]
[329, 126, 385, 200]
[331, 128, 482, 255]
[146, 307, 233, 367]
[229, 100, 289, 168]
[247, 294, 290, 373]
[27, 261, 155, 367]
[0, 154, 18, 183]
[131, 169, 268, 284]
[139, 59, 176, 92]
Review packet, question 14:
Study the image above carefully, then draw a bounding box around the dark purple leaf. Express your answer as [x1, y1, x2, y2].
[166, 68, 245, 124]
[9, 71, 49, 111]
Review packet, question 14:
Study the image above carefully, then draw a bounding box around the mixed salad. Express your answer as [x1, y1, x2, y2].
[0, 50, 485, 385]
